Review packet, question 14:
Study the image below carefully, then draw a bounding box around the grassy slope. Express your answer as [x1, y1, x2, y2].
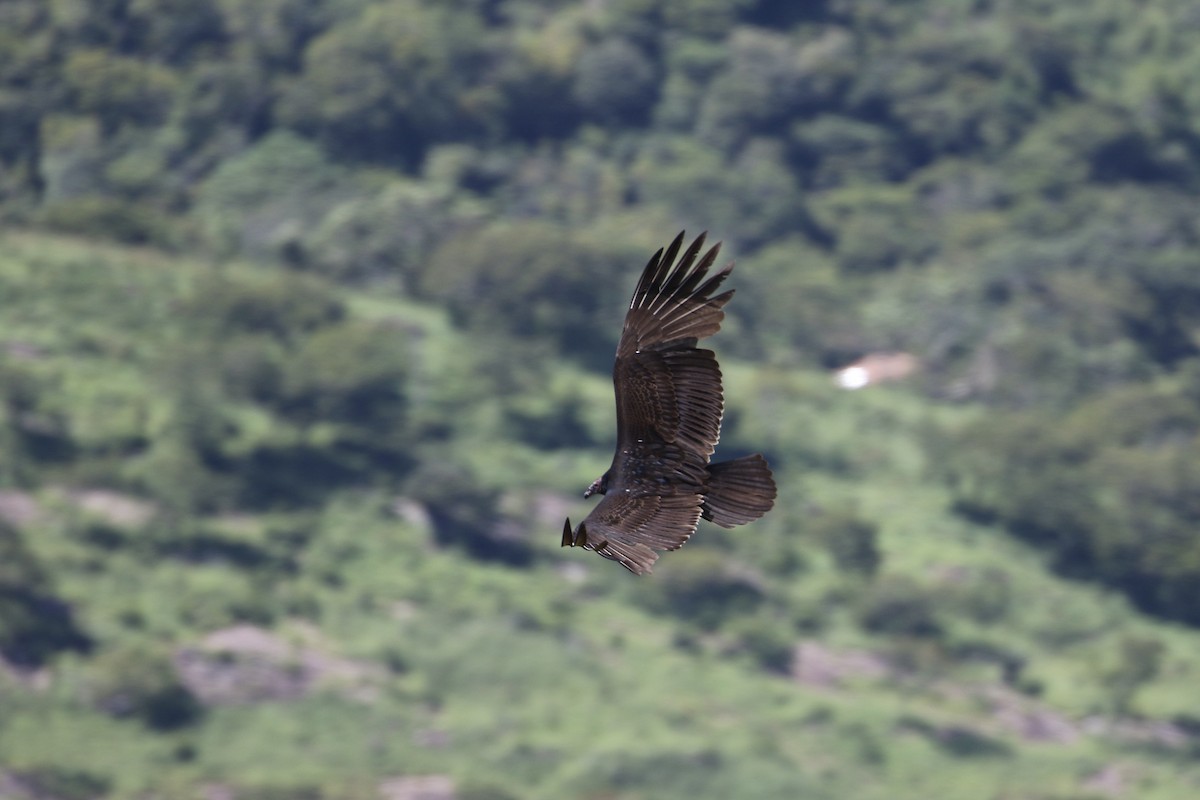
[1, 231, 1199, 800]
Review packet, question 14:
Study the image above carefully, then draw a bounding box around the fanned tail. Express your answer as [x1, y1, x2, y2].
[701, 454, 777, 528]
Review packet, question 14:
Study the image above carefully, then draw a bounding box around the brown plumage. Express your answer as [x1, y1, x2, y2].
[562, 231, 777, 574]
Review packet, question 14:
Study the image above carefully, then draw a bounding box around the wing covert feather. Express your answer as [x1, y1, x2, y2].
[563, 231, 774, 575]
[575, 491, 704, 574]
[607, 232, 731, 490]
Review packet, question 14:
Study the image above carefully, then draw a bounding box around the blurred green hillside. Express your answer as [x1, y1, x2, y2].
[2, 1, 1200, 798]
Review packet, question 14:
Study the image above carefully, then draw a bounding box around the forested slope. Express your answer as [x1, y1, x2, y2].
[2, 1, 1200, 798]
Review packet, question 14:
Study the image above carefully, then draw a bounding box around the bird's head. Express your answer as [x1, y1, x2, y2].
[583, 471, 610, 498]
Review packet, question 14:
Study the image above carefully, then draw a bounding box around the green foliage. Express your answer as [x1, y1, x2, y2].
[1100, 635, 1166, 715]
[810, 508, 883, 576]
[6, 1, 1200, 796]
[276, 1, 492, 164]
[421, 220, 638, 367]
[726, 615, 795, 674]
[694, 27, 851, 152]
[0, 520, 91, 666]
[948, 567, 1013, 627]
[281, 320, 409, 427]
[193, 132, 352, 259]
[4, 767, 111, 800]
[84, 642, 202, 730]
[181, 271, 346, 343]
[942, 383, 1200, 624]
[4, 0, 1196, 421]
[62, 49, 180, 132]
[37, 195, 177, 245]
[634, 136, 813, 250]
[639, 548, 766, 630]
[0, 357, 68, 481]
[574, 38, 658, 125]
[301, 176, 483, 286]
[816, 184, 937, 274]
[4, 232, 1200, 800]
[896, 715, 1013, 759]
[856, 575, 943, 638]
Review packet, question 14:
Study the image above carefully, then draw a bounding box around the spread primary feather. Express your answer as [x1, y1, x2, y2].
[562, 231, 777, 575]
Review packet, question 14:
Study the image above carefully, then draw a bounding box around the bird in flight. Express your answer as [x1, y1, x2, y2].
[562, 231, 776, 574]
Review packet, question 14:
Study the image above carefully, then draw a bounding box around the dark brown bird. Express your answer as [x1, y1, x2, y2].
[562, 231, 776, 574]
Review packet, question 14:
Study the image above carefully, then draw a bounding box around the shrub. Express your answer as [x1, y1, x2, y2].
[942, 385, 1200, 625]
[85, 642, 202, 730]
[403, 461, 524, 566]
[950, 567, 1013, 625]
[0, 520, 92, 666]
[897, 715, 1013, 759]
[810, 509, 882, 576]
[281, 321, 409, 428]
[1101, 635, 1166, 715]
[640, 549, 766, 630]
[303, 179, 482, 287]
[192, 132, 352, 258]
[856, 575, 942, 637]
[7, 768, 111, 800]
[38, 196, 176, 245]
[275, 1, 490, 164]
[574, 39, 659, 125]
[421, 221, 637, 368]
[727, 616, 795, 674]
[181, 273, 345, 344]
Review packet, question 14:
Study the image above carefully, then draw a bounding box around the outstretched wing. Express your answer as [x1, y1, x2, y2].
[571, 232, 736, 573]
[569, 491, 704, 575]
[619, 231, 734, 357]
[612, 231, 733, 475]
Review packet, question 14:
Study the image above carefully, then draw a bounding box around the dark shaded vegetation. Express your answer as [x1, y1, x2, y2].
[939, 384, 1200, 623]
[85, 642, 204, 730]
[2, 0, 1200, 797]
[0, 520, 92, 667]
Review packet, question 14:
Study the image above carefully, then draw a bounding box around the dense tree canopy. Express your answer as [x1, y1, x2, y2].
[3, 2, 1200, 796]
[4, 0, 1197, 376]
[2, 0, 1198, 619]
[1, 0, 1198, 623]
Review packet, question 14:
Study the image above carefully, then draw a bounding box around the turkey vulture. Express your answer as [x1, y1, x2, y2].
[562, 231, 776, 574]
